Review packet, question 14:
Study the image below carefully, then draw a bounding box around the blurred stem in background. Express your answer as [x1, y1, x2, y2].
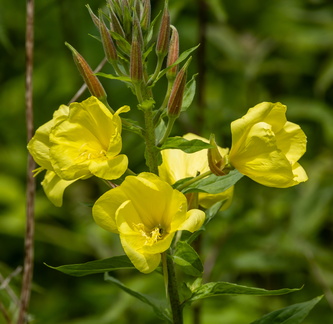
[18, 0, 35, 323]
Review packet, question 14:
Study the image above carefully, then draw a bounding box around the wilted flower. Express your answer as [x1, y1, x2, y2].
[229, 102, 308, 188]
[28, 96, 129, 206]
[92, 172, 205, 273]
[159, 133, 234, 210]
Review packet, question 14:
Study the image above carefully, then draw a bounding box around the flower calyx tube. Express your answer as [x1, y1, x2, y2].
[98, 10, 118, 65]
[207, 134, 228, 176]
[156, 0, 170, 59]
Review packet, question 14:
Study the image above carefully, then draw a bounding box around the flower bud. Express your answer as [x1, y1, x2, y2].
[207, 134, 227, 176]
[166, 26, 179, 80]
[140, 0, 151, 32]
[65, 42, 107, 101]
[133, 10, 144, 50]
[108, 6, 126, 40]
[98, 11, 118, 63]
[167, 58, 191, 117]
[86, 4, 100, 28]
[156, 3, 170, 58]
[130, 30, 143, 82]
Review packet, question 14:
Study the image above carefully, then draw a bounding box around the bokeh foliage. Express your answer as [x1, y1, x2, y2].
[1, 0, 333, 323]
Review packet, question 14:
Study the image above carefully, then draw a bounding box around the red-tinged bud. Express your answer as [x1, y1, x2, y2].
[65, 42, 107, 100]
[167, 59, 190, 117]
[140, 0, 151, 32]
[98, 11, 118, 63]
[156, 3, 170, 58]
[133, 11, 144, 50]
[86, 5, 100, 29]
[166, 26, 179, 80]
[207, 134, 227, 176]
[130, 32, 143, 82]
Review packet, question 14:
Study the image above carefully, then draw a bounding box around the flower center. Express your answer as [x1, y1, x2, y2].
[135, 223, 165, 246]
[76, 143, 107, 163]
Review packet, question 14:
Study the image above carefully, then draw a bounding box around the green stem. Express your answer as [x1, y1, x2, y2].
[158, 115, 176, 146]
[162, 252, 183, 324]
[143, 107, 159, 174]
[148, 54, 164, 85]
[177, 170, 212, 191]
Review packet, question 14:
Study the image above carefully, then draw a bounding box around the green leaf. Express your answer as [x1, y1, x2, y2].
[178, 169, 244, 194]
[96, 72, 132, 83]
[181, 74, 197, 112]
[45, 255, 135, 277]
[109, 31, 131, 55]
[173, 241, 203, 277]
[159, 137, 212, 153]
[250, 295, 323, 324]
[104, 273, 172, 323]
[187, 282, 302, 303]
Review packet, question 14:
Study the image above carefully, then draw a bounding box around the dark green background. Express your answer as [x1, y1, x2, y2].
[1, 0, 333, 323]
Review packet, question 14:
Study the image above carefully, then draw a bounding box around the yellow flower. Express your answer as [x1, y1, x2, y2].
[158, 133, 234, 210]
[229, 102, 308, 188]
[27, 96, 129, 206]
[92, 172, 205, 273]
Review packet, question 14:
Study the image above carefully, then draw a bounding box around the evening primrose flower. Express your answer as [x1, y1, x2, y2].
[27, 96, 129, 206]
[92, 172, 205, 273]
[158, 133, 233, 210]
[229, 102, 308, 188]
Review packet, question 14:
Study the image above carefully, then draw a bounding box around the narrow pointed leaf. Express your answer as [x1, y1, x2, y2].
[105, 273, 172, 323]
[96, 72, 131, 83]
[173, 241, 203, 277]
[250, 295, 323, 324]
[45, 255, 135, 277]
[187, 282, 301, 303]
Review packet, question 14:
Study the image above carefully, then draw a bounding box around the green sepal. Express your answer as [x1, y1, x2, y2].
[173, 241, 203, 277]
[250, 295, 323, 324]
[159, 137, 212, 153]
[104, 273, 172, 323]
[45, 255, 135, 277]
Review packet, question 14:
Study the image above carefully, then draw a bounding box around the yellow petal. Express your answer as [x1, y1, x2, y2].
[178, 209, 205, 232]
[292, 162, 308, 184]
[230, 122, 295, 187]
[92, 187, 128, 233]
[275, 121, 307, 164]
[120, 236, 161, 274]
[119, 173, 177, 229]
[49, 96, 125, 180]
[27, 120, 54, 171]
[41, 170, 76, 207]
[89, 154, 128, 180]
[198, 186, 234, 210]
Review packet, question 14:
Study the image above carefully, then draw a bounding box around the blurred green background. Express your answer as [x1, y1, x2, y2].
[1, 0, 333, 323]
